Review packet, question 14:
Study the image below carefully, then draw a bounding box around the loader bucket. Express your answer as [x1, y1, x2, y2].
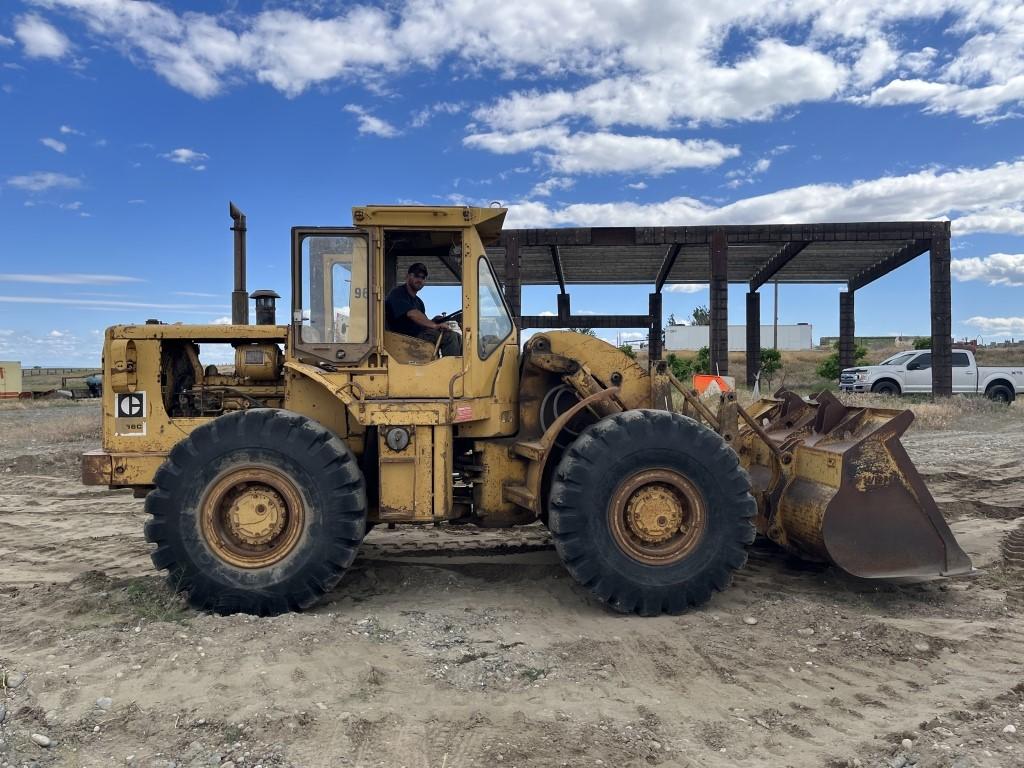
[737, 389, 973, 580]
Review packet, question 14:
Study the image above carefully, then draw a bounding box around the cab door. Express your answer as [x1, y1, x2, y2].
[290, 227, 375, 366]
[903, 353, 931, 393]
[951, 351, 977, 393]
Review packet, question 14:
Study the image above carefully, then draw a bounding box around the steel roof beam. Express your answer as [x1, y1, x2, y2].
[550, 245, 567, 294]
[848, 239, 930, 291]
[749, 241, 810, 292]
[654, 243, 682, 293]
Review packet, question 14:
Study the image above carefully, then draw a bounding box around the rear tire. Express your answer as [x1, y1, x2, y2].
[548, 410, 756, 616]
[144, 409, 366, 615]
[871, 380, 900, 396]
[986, 383, 1014, 403]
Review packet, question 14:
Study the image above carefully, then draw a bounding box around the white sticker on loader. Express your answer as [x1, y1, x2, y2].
[115, 392, 147, 436]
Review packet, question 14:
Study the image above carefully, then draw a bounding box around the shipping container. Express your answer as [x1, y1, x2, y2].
[665, 324, 813, 352]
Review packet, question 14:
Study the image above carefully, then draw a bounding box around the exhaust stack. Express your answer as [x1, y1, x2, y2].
[229, 202, 248, 325]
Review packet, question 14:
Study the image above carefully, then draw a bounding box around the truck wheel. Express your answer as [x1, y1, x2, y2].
[548, 410, 756, 616]
[144, 409, 366, 615]
[871, 380, 900, 396]
[986, 383, 1014, 403]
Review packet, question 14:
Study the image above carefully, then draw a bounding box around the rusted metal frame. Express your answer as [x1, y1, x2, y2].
[709, 229, 729, 376]
[735, 404, 785, 460]
[654, 243, 683, 293]
[664, 372, 718, 427]
[930, 227, 952, 396]
[230, 202, 248, 325]
[847, 239, 930, 291]
[503, 232, 522, 328]
[550, 245, 567, 294]
[519, 314, 650, 329]
[649, 292, 663, 361]
[746, 291, 760, 388]
[748, 240, 810, 292]
[839, 291, 856, 370]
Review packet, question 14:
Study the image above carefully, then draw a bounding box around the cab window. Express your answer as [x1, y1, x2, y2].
[300, 235, 369, 344]
[477, 257, 513, 359]
[952, 352, 970, 367]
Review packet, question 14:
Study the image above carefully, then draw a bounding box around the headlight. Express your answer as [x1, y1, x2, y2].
[855, 373, 868, 381]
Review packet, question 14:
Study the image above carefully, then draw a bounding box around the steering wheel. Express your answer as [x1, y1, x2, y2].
[432, 309, 463, 326]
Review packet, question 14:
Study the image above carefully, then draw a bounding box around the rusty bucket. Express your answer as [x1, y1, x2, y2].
[736, 389, 973, 580]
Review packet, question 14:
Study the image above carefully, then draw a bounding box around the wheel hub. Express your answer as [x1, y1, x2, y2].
[609, 469, 708, 565]
[199, 465, 305, 569]
[226, 487, 287, 546]
[626, 485, 684, 544]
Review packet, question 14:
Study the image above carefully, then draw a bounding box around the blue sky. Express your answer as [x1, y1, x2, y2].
[1, 0, 1023, 365]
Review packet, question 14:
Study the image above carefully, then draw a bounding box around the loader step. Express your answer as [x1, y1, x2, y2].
[510, 440, 545, 461]
[503, 483, 537, 510]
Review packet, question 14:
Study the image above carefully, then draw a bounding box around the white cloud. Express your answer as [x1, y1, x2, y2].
[665, 284, 706, 294]
[853, 37, 899, 88]
[538, 310, 556, 316]
[59, 124, 84, 135]
[466, 127, 739, 175]
[900, 47, 938, 76]
[41, 137, 67, 153]
[504, 158, 1024, 231]
[626, 181, 647, 190]
[529, 177, 574, 198]
[344, 104, 400, 137]
[127, 199, 146, 205]
[211, 316, 232, 325]
[15, 13, 70, 59]
[951, 253, 1024, 286]
[5, 171, 81, 192]
[0, 273, 144, 285]
[963, 316, 1024, 336]
[410, 101, 463, 128]
[162, 148, 209, 168]
[474, 39, 848, 131]
[0, 296, 226, 312]
[0, 34, 14, 46]
[953, 208, 1024, 236]
[49, 329, 64, 337]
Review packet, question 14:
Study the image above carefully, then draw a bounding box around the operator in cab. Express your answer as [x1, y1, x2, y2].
[385, 262, 462, 357]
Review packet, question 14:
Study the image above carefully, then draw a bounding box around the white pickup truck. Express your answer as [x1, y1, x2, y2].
[839, 349, 1024, 402]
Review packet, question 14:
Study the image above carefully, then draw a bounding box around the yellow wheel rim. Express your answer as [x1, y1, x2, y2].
[199, 465, 305, 569]
[609, 469, 707, 565]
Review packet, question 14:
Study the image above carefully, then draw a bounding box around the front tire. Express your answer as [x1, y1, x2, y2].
[548, 410, 756, 616]
[871, 380, 900, 396]
[144, 409, 366, 615]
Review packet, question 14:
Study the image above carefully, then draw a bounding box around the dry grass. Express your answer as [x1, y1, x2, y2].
[0, 399, 100, 445]
[835, 391, 1023, 431]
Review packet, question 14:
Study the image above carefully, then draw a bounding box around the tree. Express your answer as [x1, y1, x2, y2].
[618, 343, 637, 359]
[759, 348, 782, 388]
[690, 305, 710, 326]
[667, 313, 678, 326]
[913, 336, 931, 350]
[816, 341, 868, 381]
[568, 327, 596, 336]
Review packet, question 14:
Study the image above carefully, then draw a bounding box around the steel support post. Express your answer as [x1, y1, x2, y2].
[746, 291, 760, 388]
[709, 229, 728, 376]
[504, 233, 522, 328]
[839, 291, 856, 369]
[649, 292, 663, 361]
[930, 226, 953, 396]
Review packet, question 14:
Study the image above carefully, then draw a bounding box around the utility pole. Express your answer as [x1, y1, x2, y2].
[773, 280, 779, 350]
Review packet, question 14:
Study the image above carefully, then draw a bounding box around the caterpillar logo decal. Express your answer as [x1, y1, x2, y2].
[115, 392, 147, 436]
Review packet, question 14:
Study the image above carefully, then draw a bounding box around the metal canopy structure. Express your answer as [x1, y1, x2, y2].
[481, 220, 954, 395]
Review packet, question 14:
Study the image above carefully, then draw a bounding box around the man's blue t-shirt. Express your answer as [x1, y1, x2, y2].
[385, 284, 426, 337]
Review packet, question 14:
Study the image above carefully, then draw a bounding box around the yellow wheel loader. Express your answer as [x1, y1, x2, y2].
[82, 204, 972, 616]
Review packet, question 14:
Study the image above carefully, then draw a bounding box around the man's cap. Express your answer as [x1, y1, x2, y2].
[408, 262, 428, 277]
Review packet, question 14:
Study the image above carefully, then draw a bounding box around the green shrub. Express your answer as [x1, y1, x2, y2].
[618, 343, 637, 359]
[666, 346, 710, 382]
[816, 341, 868, 381]
[913, 337, 931, 350]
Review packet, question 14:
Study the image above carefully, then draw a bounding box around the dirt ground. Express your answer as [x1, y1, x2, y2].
[1, 399, 1022, 768]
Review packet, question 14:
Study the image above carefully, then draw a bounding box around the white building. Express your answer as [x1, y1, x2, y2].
[665, 324, 813, 352]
